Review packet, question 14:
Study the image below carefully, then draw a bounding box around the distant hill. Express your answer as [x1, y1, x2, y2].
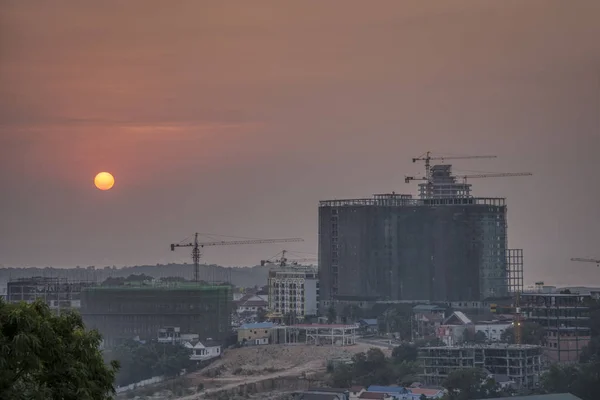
[0, 263, 274, 289]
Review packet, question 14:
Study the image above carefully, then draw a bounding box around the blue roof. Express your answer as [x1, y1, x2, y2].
[240, 322, 274, 330]
[367, 386, 409, 394]
[359, 319, 378, 326]
[413, 304, 444, 311]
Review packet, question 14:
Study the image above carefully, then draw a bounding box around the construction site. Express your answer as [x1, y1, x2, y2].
[418, 344, 542, 389]
[319, 153, 529, 309]
[80, 282, 232, 348]
[520, 292, 592, 363]
[6, 276, 94, 313]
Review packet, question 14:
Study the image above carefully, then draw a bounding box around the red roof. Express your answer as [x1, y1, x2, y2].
[410, 388, 443, 396]
[349, 386, 365, 393]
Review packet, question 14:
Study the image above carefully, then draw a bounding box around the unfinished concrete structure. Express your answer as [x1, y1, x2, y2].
[319, 165, 524, 310]
[418, 344, 542, 389]
[268, 265, 319, 318]
[6, 277, 92, 313]
[81, 282, 231, 348]
[520, 292, 591, 363]
[272, 323, 357, 346]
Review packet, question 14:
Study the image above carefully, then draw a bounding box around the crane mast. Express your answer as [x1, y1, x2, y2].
[411, 152, 497, 182]
[170, 233, 304, 282]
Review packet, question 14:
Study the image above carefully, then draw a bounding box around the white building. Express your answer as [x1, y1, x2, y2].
[474, 322, 512, 342]
[268, 266, 318, 318]
[236, 294, 268, 314]
[184, 338, 222, 361]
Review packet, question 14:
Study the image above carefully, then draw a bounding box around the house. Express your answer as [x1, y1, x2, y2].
[236, 294, 268, 314]
[358, 393, 392, 399]
[366, 386, 410, 398]
[183, 338, 222, 361]
[408, 387, 445, 399]
[437, 311, 473, 346]
[358, 319, 379, 334]
[349, 386, 365, 400]
[237, 322, 274, 345]
[474, 322, 512, 342]
[295, 388, 349, 400]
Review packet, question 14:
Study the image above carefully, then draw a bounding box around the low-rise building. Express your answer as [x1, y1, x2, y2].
[237, 322, 274, 345]
[437, 311, 473, 346]
[358, 319, 379, 335]
[419, 344, 542, 389]
[474, 322, 512, 342]
[7, 277, 92, 312]
[236, 294, 268, 314]
[413, 305, 446, 340]
[520, 292, 591, 363]
[184, 338, 222, 361]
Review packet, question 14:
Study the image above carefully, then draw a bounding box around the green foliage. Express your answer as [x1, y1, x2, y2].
[256, 307, 268, 323]
[500, 321, 545, 345]
[473, 330, 488, 344]
[539, 362, 600, 400]
[329, 347, 419, 388]
[0, 299, 118, 400]
[327, 306, 337, 323]
[442, 368, 501, 400]
[110, 340, 193, 386]
[341, 304, 363, 323]
[391, 343, 418, 363]
[379, 305, 413, 340]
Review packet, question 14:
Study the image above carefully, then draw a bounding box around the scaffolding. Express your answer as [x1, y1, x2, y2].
[81, 282, 232, 348]
[272, 324, 357, 346]
[418, 344, 542, 389]
[7, 277, 94, 313]
[520, 293, 591, 363]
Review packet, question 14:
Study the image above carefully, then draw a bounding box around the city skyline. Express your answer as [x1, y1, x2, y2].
[1, 1, 600, 287]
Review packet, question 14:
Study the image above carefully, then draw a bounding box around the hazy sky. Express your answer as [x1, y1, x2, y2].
[1, 0, 599, 286]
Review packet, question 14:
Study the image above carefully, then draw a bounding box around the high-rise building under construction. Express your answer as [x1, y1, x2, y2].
[318, 164, 523, 309]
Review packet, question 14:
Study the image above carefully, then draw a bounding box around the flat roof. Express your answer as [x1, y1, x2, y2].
[421, 344, 541, 350]
[289, 323, 358, 329]
[83, 283, 230, 291]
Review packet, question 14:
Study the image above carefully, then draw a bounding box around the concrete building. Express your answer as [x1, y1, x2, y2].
[237, 322, 275, 345]
[318, 165, 524, 311]
[80, 282, 232, 348]
[268, 265, 319, 318]
[419, 344, 542, 389]
[520, 292, 591, 363]
[474, 322, 512, 342]
[7, 277, 92, 313]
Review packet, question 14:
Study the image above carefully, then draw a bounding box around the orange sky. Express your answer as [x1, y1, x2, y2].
[1, 0, 599, 285]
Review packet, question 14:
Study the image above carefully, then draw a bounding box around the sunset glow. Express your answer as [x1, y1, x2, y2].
[94, 172, 115, 191]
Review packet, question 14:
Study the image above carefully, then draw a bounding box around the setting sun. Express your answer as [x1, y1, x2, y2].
[94, 172, 115, 191]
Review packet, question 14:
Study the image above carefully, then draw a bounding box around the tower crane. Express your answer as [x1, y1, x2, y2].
[405, 172, 532, 185]
[571, 257, 600, 267]
[260, 250, 317, 267]
[170, 233, 304, 282]
[411, 152, 497, 181]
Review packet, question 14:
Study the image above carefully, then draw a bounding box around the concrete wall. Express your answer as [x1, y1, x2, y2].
[304, 278, 318, 316]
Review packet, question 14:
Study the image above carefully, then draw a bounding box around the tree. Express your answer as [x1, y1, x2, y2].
[474, 330, 488, 344]
[0, 299, 119, 400]
[392, 343, 418, 363]
[327, 306, 337, 324]
[256, 307, 268, 323]
[443, 368, 500, 400]
[500, 322, 545, 345]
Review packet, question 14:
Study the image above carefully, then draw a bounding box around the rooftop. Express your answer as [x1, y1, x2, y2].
[320, 195, 505, 208]
[480, 394, 582, 400]
[421, 343, 541, 350]
[84, 282, 230, 291]
[239, 322, 275, 330]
